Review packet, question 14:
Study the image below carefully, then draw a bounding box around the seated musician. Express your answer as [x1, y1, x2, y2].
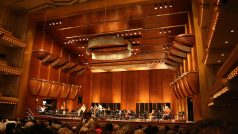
[125, 110, 132, 120]
[77, 104, 86, 116]
[148, 110, 156, 120]
[37, 104, 47, 114]
[81, 104, 86, 113]
[162, 106, 171, 120]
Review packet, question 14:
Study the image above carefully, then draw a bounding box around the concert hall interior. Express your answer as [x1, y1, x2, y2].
[0, 0, 238, 133]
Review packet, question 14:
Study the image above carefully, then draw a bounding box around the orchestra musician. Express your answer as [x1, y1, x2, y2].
[77, 104, 86, 116]
[162, 105, 171, 120]
[148, 110, 156, 120]
[37, 104, 47, 114]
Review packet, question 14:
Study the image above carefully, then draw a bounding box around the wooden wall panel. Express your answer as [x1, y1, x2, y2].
[68, 74, 76, 84]
[32, 29, 44, 50]
[43, 35, 52, 52]
[112, 72, 121, 103]
[27, 31, 87, 114]
[129, 71, 139, 111]
[52, 42, 62, 55]
[49, 43, 61, 81]
[121, 72, 128, 110]
[49, 68, 59, 81]
[163, 70, 174, 103]
[91, 73, 101, 103]
[29, 58, 41, 78]
[81, 69, 91, 108]
[60, 72, 68, 83]
[100, 73, 112, 102]
[90, 70, 176, 112]
[138, 71, 149, 102]
[149, 70, 163, 102]
[39, 65, 50, 79]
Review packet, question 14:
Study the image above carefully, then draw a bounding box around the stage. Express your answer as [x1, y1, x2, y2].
[35, 115, 195, 128]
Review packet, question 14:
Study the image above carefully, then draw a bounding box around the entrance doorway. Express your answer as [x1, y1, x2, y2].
[187, 97, 194, 121]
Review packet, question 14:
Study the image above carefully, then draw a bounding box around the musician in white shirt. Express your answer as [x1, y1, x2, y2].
[77, 104, 86, 116]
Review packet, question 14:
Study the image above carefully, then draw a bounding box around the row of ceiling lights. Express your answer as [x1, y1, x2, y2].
[131, 48, 139, 55]
[147, 59, 166, 64]
[117, 31, 141, 37]
[217, 29, 235, 63]
[154, 1, 173, 10]
[49, 21, 62, 26]
[159, 28, 172, 34]
[64, 37, 89, 45]
[78, 46, 85, 49]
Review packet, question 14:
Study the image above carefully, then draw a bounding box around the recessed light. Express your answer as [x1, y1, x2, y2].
[218, 60, 221, 63]
[225, 41, 229, 44]
[154, 7, 158, 10]
[221, 53, 225, 57]
[230, 29, 235, 33]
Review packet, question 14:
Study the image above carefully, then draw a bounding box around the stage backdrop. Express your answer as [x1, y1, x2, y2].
[90, 70, 176, 111]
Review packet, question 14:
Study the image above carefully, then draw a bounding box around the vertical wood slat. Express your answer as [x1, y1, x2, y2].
[138, 71, 149, 103]
[112, 72, 121, 103]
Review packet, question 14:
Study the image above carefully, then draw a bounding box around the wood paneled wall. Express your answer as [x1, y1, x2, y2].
[90, 70, 175, 111]
[26, 29, 176, 113]
[26, 29, 90, 114]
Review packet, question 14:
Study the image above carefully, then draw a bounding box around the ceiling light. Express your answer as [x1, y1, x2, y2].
[159, 3, 163, 9]
[230, 29, 235, 33]
[169, 4, 173, 8]
[208, 102, 214, 107]
[154, 4, 158, 10]
[221, 53, 225, 57]
[218, 60, 221, 63]
[225, 41, 229, 44]
[213, 87, 229, 99]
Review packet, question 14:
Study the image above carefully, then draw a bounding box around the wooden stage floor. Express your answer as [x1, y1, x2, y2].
[35, 116, 195, 128]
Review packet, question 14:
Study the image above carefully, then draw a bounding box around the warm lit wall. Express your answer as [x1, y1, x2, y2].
[25, 29, 90, 114]
[90, 70, 175, 111]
